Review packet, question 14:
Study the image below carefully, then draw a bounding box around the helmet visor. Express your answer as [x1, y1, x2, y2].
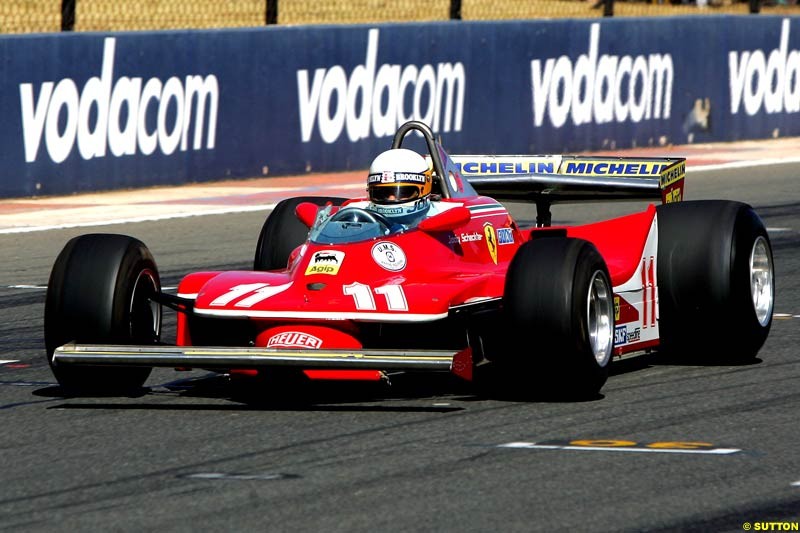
[369, 184, 422, 204]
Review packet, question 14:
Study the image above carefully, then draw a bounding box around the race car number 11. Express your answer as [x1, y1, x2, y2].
[344, 282, 408, 311]
[208, 282, 408, 311]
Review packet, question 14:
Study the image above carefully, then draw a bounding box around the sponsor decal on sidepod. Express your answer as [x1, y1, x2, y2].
[497, 227, 514, 245]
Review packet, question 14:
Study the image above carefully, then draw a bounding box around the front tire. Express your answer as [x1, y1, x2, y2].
[44, 234, 161, 394]
[657, 200, 774, 361]
[254, 196, 347, 271]
[485, 237, 614, 399]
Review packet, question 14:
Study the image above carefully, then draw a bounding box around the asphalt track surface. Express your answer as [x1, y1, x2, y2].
[0, 150, 799, 532]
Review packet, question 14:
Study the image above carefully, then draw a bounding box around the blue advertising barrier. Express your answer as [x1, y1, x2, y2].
[0, 16, 797, 197]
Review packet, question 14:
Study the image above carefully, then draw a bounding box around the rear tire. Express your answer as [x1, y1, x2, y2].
[254, 196, 347, 271]
[45, 234, 160, 394]
[484, 237, 614, 399]
[657, 200, 774, 362]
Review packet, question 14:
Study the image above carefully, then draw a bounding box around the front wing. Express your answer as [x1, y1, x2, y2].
[52, 343, 474, 380]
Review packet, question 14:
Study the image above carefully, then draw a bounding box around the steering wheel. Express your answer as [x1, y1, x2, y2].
[331, 207, 394, 228]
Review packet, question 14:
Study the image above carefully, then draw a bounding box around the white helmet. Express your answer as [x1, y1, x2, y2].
[366, 148, 433, 224]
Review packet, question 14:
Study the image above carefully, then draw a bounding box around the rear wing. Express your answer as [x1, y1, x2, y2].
[451, 155, 685, 205]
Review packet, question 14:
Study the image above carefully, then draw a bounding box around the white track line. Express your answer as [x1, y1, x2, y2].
[690, 157, 800, 172]
[0, 203, 279, 235]
[497, 442, 741, 454]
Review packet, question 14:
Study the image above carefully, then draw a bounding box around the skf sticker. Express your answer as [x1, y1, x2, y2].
[305, 250, 345, 276]
[371, 241, 406, 271]
[484, 223, 498, 265]
[267, 331, 323, 349]
[497, 227, 514, 245]
[614, 325, 641, 346]
[615, 326, 627, 346]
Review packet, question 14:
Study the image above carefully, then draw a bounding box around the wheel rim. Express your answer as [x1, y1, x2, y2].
[130, 269, 161, 342]
[587, 270, 613, 367]
[749, 236, 774, 327]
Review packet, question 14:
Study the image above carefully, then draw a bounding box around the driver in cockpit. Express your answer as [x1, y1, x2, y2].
[365, 148, 433, 229]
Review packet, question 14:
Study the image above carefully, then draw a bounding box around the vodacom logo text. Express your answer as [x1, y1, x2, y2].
[19, 38, 219, 164]
[296, 29, 465, 144]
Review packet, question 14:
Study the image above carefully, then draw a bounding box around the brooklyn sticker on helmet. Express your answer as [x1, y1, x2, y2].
[371, 241, 407, 271]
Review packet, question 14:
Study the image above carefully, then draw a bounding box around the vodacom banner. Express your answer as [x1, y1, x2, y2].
[0, 17, 797, 198]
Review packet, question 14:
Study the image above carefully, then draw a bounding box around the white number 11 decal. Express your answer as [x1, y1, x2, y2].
[343, 282, 408, 311]
[209, 282, 293, 307]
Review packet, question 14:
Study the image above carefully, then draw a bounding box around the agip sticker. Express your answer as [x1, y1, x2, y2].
[305, 250, 345, 276]
[371, 241, 406, 271]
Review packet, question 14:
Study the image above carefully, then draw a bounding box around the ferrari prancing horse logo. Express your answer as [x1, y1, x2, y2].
[483, 223, 498, 265]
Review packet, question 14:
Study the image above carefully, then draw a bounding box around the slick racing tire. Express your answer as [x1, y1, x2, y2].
[490, 237, 615, 399]
[254, 196, 347, 271]
[656, 200, 774, 362]
[45, 234, 161, 394]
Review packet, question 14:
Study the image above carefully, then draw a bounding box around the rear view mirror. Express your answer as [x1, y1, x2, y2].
[295, 202, 319, 228]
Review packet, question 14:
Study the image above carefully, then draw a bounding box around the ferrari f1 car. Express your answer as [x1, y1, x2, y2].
[45, 121, 775, 399]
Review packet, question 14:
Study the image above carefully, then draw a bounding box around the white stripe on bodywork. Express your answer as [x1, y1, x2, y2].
[177, 293, 198, 300]
[612, 213, 660, 348]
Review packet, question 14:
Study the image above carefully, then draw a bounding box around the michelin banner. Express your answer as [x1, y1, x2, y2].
[0, 16, 798, 197]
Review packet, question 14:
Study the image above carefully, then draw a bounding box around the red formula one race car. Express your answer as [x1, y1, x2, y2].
[45, 121, 775, 400]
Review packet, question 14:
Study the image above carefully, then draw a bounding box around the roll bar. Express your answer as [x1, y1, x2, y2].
[390, 121, 450, 199]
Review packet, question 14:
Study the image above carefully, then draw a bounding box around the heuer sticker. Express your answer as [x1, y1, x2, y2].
[614, 325, 627, 345]
[497, 227, 514, 245]
[305, 250, 345, 275]
[267, 331, 323, 349]
[371, 241, 407, 271]
[626, 327, 641, 343]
